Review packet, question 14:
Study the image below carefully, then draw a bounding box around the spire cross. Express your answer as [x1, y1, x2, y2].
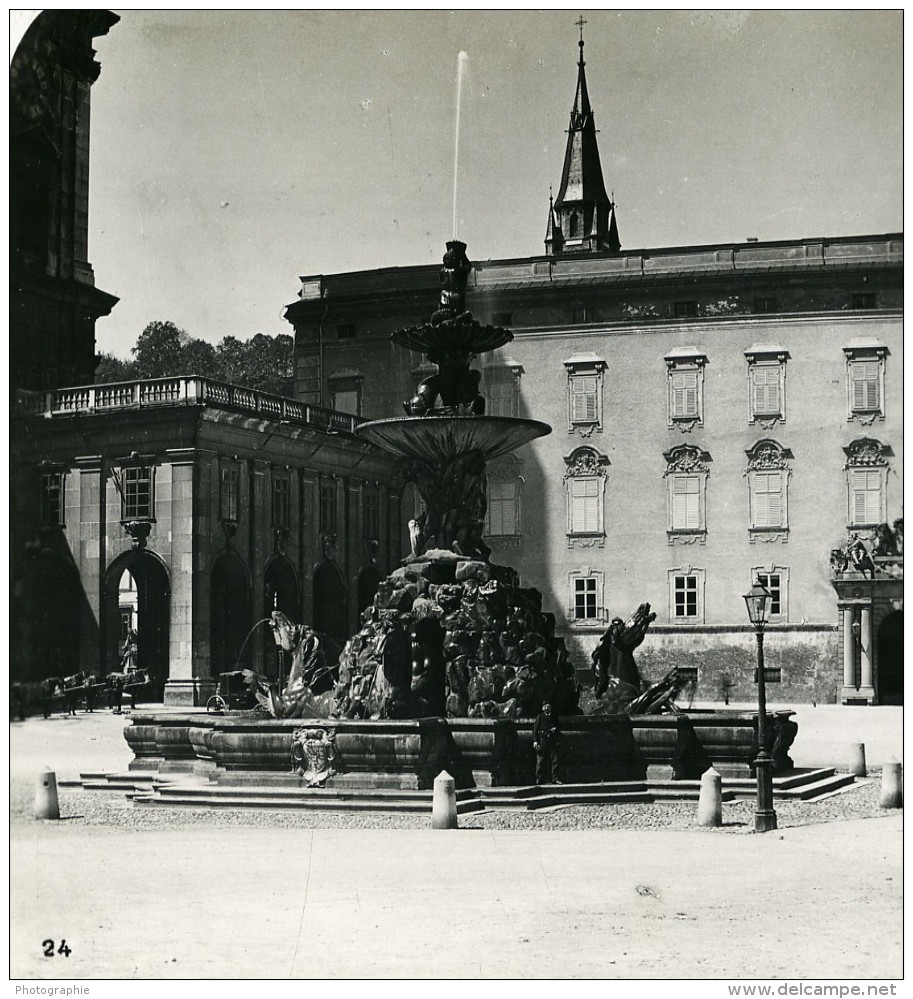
[575, 15, 587, 42]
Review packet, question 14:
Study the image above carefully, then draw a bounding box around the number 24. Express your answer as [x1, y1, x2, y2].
[42, 939, 71, 957]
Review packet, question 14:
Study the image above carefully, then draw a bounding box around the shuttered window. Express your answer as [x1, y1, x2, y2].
[850, 361, 880, 412]
[570, 374, 598, 424]
[851, 470, 882, 525]
[671, 370, 699, 418]
[363, 489, 380, 541]
[486, 372, 519, 418]
[752, 471, 783, 528]
[671, 475, 701, 530]
[272, 474, 290, 529]
[320, 482, 337, 534]
[570, 477, 600, 533]
[220, 465, 239, 522]
[41, 472, 65, 526]
[751, 366, 781, 416]
[485, 479, 520, 536]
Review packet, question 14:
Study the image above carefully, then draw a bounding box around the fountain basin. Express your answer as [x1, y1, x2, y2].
[124, 710, 797, 788]
[355, 415, 551, 464]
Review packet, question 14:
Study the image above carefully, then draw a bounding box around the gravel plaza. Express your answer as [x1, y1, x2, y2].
[9, 705, 903, 981]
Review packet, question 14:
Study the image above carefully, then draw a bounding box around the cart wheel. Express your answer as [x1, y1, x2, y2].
[206, 695, 228, 714]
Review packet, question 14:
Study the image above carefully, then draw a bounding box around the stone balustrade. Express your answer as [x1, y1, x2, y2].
[16, 376, 362, 434]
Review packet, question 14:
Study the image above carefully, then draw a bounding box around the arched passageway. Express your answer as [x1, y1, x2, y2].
[211, 552, 250, 678]
[105, 550, 170, 698]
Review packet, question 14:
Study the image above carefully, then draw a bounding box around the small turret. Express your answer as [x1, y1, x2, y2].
[550, 19, 620, 255]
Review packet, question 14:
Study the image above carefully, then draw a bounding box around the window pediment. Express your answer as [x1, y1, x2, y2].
[664, 445, 711, 475]
[564, 446, 609, 478]
[745, 440, 793, 471]
[843, 438, 890, 469]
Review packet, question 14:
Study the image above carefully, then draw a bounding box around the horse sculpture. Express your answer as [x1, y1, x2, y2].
[243, 611, 337, 719]
[591, 602, 657, 698]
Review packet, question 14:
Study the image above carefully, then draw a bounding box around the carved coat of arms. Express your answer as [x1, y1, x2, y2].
[291, 727, 338, 787]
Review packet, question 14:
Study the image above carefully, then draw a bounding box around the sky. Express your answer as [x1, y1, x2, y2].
[20, 10, 904, 358]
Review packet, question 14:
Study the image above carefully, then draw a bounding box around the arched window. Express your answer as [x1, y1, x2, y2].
[745, 440, 792, 541]
[664, 445, 711, 543]
[564, 447, 609, 547]
[843, 438, 891, 528]
[568, 212, 579, 237]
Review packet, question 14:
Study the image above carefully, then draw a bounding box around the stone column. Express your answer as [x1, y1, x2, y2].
[859, 605, 874, 701]
[164, 459, 196, 704]
[842, 608, 856, 688]
[300, 472, 318, 623]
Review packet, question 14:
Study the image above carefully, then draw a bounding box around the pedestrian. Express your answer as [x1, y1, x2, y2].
[533, 701, 561, 785]
[84, 674, 95, 713]
[41, 677, 59, 719]
[111, 675, 125, 714]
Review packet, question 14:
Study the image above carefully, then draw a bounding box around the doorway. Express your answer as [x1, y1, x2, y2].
[878, 610, 903, 705]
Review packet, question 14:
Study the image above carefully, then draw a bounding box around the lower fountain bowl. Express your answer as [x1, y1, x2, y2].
[124, 710, 797, 789]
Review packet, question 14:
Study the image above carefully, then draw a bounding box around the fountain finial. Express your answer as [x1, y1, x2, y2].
[434, 240, 472, 322]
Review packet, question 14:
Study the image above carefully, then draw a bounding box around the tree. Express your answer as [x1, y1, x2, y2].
[181, 338, 220, 379]
[95, 321, 295, 395]
[131, 320, 190, 378]
[239, 333, 294, 396]
[94, 352, 136, 384]
[214, 336, 247, 385]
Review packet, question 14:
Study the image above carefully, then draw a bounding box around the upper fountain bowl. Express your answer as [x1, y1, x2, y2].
[392, 314, 513, 358]
[355, 414, 551, 464]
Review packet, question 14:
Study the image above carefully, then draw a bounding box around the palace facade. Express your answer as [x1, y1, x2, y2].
[285, 38, 903, 705]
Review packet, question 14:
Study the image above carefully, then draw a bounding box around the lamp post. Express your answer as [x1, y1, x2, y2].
[744, 581, 777, 832]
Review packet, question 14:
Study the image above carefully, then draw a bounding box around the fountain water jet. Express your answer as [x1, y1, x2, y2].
[452, 51, 469, 238]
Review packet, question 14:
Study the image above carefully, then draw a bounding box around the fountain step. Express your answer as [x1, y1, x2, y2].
[78, 770, 179, 790]
[649, 787, 739, 803]
[131, 789, 485, 815]
[151, 782, 478, 804]
[484, 791, 654, 811]
[725, 772, 857, 802]
[478, 781, 647, 799]
[646, 768, 855, 801]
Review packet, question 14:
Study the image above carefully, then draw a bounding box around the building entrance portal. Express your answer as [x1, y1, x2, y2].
[105, 551, 170, 697]
[878, 611, 903, 705]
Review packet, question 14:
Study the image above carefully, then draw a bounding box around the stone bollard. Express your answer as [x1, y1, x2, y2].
[848, 741, 867, 777]
[880, 761, 903, 809]
[696, 766, 722, 828]
[432, 770, 458, 829]
[34, 768, 60, 821]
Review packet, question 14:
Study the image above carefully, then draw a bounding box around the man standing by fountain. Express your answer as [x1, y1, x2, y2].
[533, 701, 561, 785]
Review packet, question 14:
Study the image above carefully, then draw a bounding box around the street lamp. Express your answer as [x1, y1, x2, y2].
[744, 580, 777, 833]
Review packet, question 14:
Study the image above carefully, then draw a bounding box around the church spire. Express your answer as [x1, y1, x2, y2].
[546, 20, 620, 256]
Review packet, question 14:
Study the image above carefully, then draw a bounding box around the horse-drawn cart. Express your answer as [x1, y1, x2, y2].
[206, 670, 257, 713]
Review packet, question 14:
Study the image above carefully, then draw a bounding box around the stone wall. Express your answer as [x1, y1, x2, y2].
[563, 624, 842, 705]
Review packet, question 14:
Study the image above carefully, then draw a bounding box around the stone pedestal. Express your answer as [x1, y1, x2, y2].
[164, 678, 217, 707]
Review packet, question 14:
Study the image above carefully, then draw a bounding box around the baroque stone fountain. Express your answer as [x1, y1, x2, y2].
[123, 242, 797, 791]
